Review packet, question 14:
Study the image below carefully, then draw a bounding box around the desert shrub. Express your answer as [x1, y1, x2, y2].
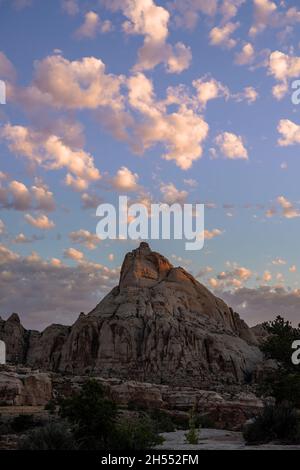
[59, 379, 117, 450]
[18, 422, 77, 450]
[261, 316, 300, 370]
[243, 403, 300, 445]
[45, 399, 57, 415]
[185, 408, 200, 445]
[150, 409, 175, 433]
[112, 415, 164, 450]
[258, 316, 300, 408]
[11, 414, 35, 433]
[259, 370, 300, 408]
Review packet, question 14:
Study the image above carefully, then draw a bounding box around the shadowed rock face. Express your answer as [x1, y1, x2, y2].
[0, 243, 263, 388]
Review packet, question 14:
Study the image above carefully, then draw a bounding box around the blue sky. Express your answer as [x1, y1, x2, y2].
[1, 0, 300, 329]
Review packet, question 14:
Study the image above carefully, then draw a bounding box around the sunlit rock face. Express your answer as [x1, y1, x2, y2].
[0, 243, 263, 388]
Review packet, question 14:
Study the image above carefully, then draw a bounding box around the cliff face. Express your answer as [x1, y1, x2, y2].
[0, 243, 263, 388]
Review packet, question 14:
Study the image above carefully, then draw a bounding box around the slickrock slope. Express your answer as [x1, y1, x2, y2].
[0, 243, 263, 388]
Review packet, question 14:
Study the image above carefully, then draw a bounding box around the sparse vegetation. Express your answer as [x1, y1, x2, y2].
[258, 316, 300, 408]
[185, 408, 200, 445]
[249, 316, 300, 445]
[18, 422, 77, 450]
[243, 403, 300, 445]
[149, 409, 175, 433]
[59, 379, 163, 450]
[112, 415, 164, 450]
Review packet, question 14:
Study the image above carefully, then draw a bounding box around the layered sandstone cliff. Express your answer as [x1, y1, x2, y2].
[0, 243, 263, 388]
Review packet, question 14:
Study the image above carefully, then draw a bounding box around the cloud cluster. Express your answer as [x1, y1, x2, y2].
[215, 132, 248, 159]
[127, 73, 209, 169]
[235, 43, 255, 65]
[111, 166, 139, 192]
[0, 243, 119, 329]
[268, 51, 300, 99]
[208, 263, 253, 290]
[0, 176, 55, 212]
[250, 0, 300, 37]
[266, 195, 300, 219]
[278, 119, 300, 146]
[209, 21, 240, 49]
[104, 0, 191, 73]
[160, 182, 187, 204]
[69, 229, 100, 250]
[24, 213, 55, 230]
[1, 124, 101, 191]
[220, 286, 300, 326]
[75, 11, 112, 38]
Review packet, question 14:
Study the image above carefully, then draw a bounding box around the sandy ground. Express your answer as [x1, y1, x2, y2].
[155, 429, 300, 450]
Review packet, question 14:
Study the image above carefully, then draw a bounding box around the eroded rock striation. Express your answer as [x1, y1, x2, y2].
[0, 243, 263, 388]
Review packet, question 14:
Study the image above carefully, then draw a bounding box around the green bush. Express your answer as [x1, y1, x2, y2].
[261, 316, 300, 370]
[243, 404, 300, 445]
[18, 422, 77, 450]
[59, 379, 117, 450]
[112, 415, 164, 450]
[185, 408, 200, 445]
[150, 409, 175, 433]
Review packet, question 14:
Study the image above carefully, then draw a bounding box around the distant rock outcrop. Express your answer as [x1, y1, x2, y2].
[0, 243, 263, 388]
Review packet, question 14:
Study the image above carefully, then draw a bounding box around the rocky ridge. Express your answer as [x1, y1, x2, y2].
[0, 242, 263, 388]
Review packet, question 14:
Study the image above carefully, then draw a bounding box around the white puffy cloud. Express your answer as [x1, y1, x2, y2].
[250, 0, 277, 36]
[24, 213, 55, 230]
[64, 247, 85, 261]
[17, 55, 124, 110]
[277, 196, 300, 219]
[250, 0, 300, 37]
[169, 0, 243, 30]
[105, 0, 191, 73]
[0, 177, 55, 212]
[69, 229, 100, 250]
[160, 182, 188, 204]
[8, 180, 31, 210]
[220, 0, 245, 23]
[75, 11, 112, 39]
[112, 166, 139, 192]
[209, 22, 239, 49]
[127, 73, 209, 170]
[262, 270, 272, 282]
[268, 51, 300, 99]
[1, 124, 101, 191]
[278, 119, 300, 146]
[31, 183, 55, 211]
[203, 228, 223, 240]
[215, 132, 248, 159]
[233, 86, 259, 104]
[192, 77, 229, 109]
[235, 43, 255, 65]
[13, 233, 44, 244]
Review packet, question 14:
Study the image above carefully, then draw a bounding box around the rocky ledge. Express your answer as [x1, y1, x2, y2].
[0, 242, 263, 388]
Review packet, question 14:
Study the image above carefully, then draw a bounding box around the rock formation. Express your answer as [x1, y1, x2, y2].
[0, 242, 263, 388]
